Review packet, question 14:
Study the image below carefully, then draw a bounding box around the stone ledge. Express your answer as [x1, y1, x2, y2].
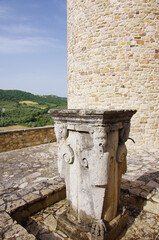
[0, 126, 54, 134]
[0, 212, 36, 240]
[49, 109, 137, 124]
[0, 185, 66, 240]
[0, 126, 56, 152]
[121, 178, 159, 215]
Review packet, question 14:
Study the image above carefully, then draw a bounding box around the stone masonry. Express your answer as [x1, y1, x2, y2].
[0, 126, 56, 152]
[67, 0, 159, 150]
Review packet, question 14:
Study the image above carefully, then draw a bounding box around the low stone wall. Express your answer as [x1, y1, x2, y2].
[0, 126, 56, 152]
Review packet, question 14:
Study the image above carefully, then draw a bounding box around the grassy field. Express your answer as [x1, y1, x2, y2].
[0, 125, 29, 131]
[19, 101, 38, 105]
[0, 89, 67, 128]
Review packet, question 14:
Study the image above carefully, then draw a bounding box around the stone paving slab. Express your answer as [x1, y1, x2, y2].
[0, 143, 65, 240]
[0, 143, 64, 212]
[25, 198, 159, 240]
[0, 143, 159, 239]
[0, 212, 36, 240]
[121, 148, 159, 215]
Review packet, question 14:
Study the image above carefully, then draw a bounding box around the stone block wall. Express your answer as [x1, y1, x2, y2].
[67, 0, 159, 150]
[0, 126, 56, 152]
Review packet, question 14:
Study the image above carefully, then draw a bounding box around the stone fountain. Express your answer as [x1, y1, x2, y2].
[49, 109, 136, 240]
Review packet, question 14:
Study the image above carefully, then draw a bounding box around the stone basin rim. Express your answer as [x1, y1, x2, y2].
[49, 109, 137, 123]
[49, 109, 136, 116]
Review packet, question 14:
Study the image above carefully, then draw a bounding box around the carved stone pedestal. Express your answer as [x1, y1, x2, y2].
[49, 109, 136, 240]
[57, 207, 128, 240]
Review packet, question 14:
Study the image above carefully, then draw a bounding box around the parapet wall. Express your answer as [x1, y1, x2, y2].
[0, 126, 56, 152]
[67, 0, 159, 150]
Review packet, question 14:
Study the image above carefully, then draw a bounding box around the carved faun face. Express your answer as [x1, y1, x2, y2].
[55, 123, 67, 142]
[92, 127, 107, 153]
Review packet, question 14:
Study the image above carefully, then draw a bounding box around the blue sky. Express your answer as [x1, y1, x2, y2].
[0, 0, 67, 97]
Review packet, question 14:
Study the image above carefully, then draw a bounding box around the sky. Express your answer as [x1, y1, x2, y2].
[0, 0, 67, 97]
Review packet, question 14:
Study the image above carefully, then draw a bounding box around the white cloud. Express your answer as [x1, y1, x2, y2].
[0, 5, 29, 21]
[0, 36, 66, 54]
[0, 2, 66, 54]
[0, 24, 46, 35]
[0, 6, 13, 19]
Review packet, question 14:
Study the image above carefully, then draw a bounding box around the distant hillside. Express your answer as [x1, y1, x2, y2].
[0, 89, 67, 107]
[0, 89, 67, 128]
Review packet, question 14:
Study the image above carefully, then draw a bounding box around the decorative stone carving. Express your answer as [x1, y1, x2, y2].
[92, 126, 108, 153]
[80, 157, 88, 168]
[49, 109, 136, 240]
[54, 123, 67, 143]
[91, 219, 107, 239]
[62, 144, 74, 164]
[117, 144, 127, 164]
[119, 122, 130, 144]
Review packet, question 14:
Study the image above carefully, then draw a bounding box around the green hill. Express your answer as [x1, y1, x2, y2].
[0, 89, 67, 128]
[0, 89, 67, 107]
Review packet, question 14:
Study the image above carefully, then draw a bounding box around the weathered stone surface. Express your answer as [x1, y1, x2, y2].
[49, 109, 136, 124]
[152, 194, 159, 204]
[121, 148, 159, 215]
[67, 0, 159, 150]
[50, 109, 136, 239]
[25, 199, 68, 240]
[44, 214, 57, 231]
[6, 199, 26, 213]
[22, 193, 42, 204]
[119, 197, 159, 240]
[0, 142, 158, 240]
[143, 201, 159, 215]
[0, 212, 36, 240]
[0, 142, 65, 240]
[147, 180, 159, 189]
[0, 126, 56, 152]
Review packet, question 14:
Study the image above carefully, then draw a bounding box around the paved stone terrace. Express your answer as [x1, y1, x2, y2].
[0, 143, 159, 239]
[0, 143, 65, 240]
[122, 148, 159, 209]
